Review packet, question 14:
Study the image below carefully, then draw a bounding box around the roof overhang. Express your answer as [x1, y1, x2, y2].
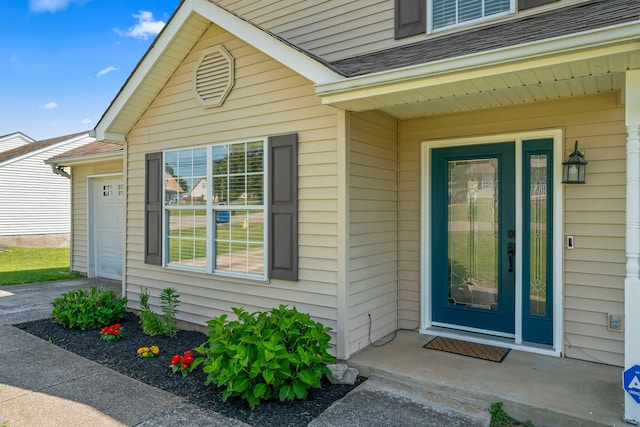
[92, 0, 344, 143]
[45, 151, 123, 167]
[316, 21, 640, 119]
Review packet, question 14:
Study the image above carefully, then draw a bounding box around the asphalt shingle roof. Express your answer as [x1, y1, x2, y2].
[330, 0, 640, 77]
[47, 140, 122, 162]
[0, 131, 88, 163]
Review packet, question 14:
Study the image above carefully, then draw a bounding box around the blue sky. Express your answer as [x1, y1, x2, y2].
[1, 0, 182, 141]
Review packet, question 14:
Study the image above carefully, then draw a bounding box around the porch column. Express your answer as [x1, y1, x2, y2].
[625, 69, 640, 424]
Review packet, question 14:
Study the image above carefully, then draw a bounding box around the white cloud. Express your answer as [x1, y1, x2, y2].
[80, 118, 92, 125]
[29, 0, 88, 13]
[97, 66, 117, 77]
[114, 11, 165, 40]
[42, 101, 58, 110]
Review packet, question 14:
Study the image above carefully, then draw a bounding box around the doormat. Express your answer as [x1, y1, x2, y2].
[423, 336, 510, 363]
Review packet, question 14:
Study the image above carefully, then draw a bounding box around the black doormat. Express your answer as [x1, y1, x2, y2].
[423, 336, 510, 363]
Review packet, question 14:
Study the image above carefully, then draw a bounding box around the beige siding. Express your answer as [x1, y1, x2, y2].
[213, 0, 592, 61]
[398, 93, 626, 366]
[124, 24, 341, 337]
[348, 110, 398, 355]
[70, 161, 123, 274]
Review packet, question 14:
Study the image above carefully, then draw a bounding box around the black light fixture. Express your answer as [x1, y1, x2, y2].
[562, 141, 587, 184]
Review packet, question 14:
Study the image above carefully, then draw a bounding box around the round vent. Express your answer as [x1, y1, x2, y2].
[193, 45, 234, 108]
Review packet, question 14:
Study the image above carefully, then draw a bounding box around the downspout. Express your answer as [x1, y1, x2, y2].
[51, 164, 71, 179]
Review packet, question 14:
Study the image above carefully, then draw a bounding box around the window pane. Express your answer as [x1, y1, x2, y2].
[214, 209, 264, 275]
[167, 209, 207, 268]
[529, 154, 548, 316]
[433, 0, 510, 30]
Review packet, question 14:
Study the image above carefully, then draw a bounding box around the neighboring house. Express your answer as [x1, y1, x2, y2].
[0, 132, 34, 154]
[63, 0, 640, 421]
[45, 141, 124, 280]
[0, 132, 94, 247]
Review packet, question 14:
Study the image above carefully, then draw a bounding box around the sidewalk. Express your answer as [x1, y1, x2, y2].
[0, 278, 491, 426]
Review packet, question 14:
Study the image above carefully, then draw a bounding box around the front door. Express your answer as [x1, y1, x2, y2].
[432, 142, 516, 334]
[430, 139, 554, 344]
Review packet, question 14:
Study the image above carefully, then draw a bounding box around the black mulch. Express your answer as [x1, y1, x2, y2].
[15, 312, 366, 427]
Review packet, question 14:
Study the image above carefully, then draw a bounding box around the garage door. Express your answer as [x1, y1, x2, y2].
[93, 177, 123, 280]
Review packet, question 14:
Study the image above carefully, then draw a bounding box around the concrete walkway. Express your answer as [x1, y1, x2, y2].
[0, 278, 628, 426]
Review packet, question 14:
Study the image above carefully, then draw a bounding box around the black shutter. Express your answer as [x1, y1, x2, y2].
[395, 0, 426, 39]
[268, 133, 298, 281]
[145, 152, 163, 265]
[518, 0, 558, 10]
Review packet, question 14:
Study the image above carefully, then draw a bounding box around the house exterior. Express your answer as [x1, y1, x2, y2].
[0, 132, 34, 154]
[0, 132, 94, 247]
[45, 141, 124, 280]
[72, 0, 638, 421]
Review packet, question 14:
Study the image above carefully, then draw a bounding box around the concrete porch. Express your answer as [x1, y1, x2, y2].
[346, 330, 626, 426]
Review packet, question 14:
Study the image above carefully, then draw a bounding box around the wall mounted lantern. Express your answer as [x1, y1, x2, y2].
[562, 141, 587, 184]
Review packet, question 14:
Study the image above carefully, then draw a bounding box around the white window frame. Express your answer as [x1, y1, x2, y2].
[162, 138, 269, 281]
[427, 0, 516, 34]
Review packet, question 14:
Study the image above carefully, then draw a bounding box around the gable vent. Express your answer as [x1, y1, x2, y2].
[193, 45, 234, 108]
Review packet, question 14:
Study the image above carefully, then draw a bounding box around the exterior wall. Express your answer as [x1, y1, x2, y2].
[124, 24, 341, 339]
[348, 110, 399, 355]
[0, 133, 32, 154]
[69, 161, 123, 274]
[214, 0, 590, 61]
[398, 93, 626, 366]
[0, 137, 93, 237]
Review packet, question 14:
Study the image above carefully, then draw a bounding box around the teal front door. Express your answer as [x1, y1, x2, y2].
[431, 139, 554, 344]
[431, 142, 516, 334]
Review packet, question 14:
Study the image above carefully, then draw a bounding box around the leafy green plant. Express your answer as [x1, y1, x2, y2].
[139, 287, 180, 337]
[196, 305, 335, 409]
[490, 402, 534, 427]
[50, 286, 127, 330]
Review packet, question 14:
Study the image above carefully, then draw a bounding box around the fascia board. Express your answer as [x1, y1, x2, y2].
[94, 0, 345, 142]
[0, 134, 91, 168]
[316, 21, 640, 103]
[192, 0, 344, 85]
[45, 152, 123, 167]
[93, 1, 195, 142]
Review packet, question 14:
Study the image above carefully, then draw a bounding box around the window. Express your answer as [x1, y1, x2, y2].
[163, 141, 265, 279]
[430, 0, 512, 32]
[145, 134, 298, 281]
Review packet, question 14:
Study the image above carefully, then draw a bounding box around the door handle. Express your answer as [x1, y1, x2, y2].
[507, 242, 515, 272]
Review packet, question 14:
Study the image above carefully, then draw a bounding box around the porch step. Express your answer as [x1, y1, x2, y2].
[349, 361, 621, 427]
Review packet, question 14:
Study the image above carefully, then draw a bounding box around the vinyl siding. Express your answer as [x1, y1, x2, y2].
[69, 161, 123, 274]
[124, 24, 341, 338]
[347, 110, 399, 355]
[398, 92, 625, 366]
[213, 0, 590, 61]
[0, 136, 93, 236]
[0, 134, 32, 154]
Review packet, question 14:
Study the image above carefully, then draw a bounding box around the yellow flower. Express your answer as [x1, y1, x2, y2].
[137, 347, 148, 354]
[142, 352, 149, 357]
[150, 345, 160, 355]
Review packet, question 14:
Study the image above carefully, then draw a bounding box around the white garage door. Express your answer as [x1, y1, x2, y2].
[93, 177, 123, 280]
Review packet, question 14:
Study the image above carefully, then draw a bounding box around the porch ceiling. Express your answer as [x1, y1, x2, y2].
[320, 45, 640, 120]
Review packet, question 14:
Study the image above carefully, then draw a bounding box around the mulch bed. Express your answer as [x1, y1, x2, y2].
[15, 311, 365, 427]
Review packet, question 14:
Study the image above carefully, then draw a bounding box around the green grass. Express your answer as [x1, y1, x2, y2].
[0, 247, 84, 286]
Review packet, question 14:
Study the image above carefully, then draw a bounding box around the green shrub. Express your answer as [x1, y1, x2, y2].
[139, 287, 180, 338]
[51, 286, 127, 330]
[196, 305, 335, 409]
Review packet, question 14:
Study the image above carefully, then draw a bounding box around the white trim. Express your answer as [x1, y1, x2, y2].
[317, 21, 640, 103]
[426, 0, 514, 35]
[45, 152, 122, 167]
[420, 129, 563, 356]
[161, 138, 269, 281]
[94, 0, 344, 141]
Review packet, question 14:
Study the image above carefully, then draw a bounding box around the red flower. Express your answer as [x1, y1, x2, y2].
[171, 355, 182, 365]
[182, 363, 189, 370]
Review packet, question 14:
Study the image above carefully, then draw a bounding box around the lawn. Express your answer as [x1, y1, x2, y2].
[0, 247, 84, 286]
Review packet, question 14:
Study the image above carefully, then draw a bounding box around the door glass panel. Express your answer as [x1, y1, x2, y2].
[528, 154, 548, 316]
[448, 158, 499, 310]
